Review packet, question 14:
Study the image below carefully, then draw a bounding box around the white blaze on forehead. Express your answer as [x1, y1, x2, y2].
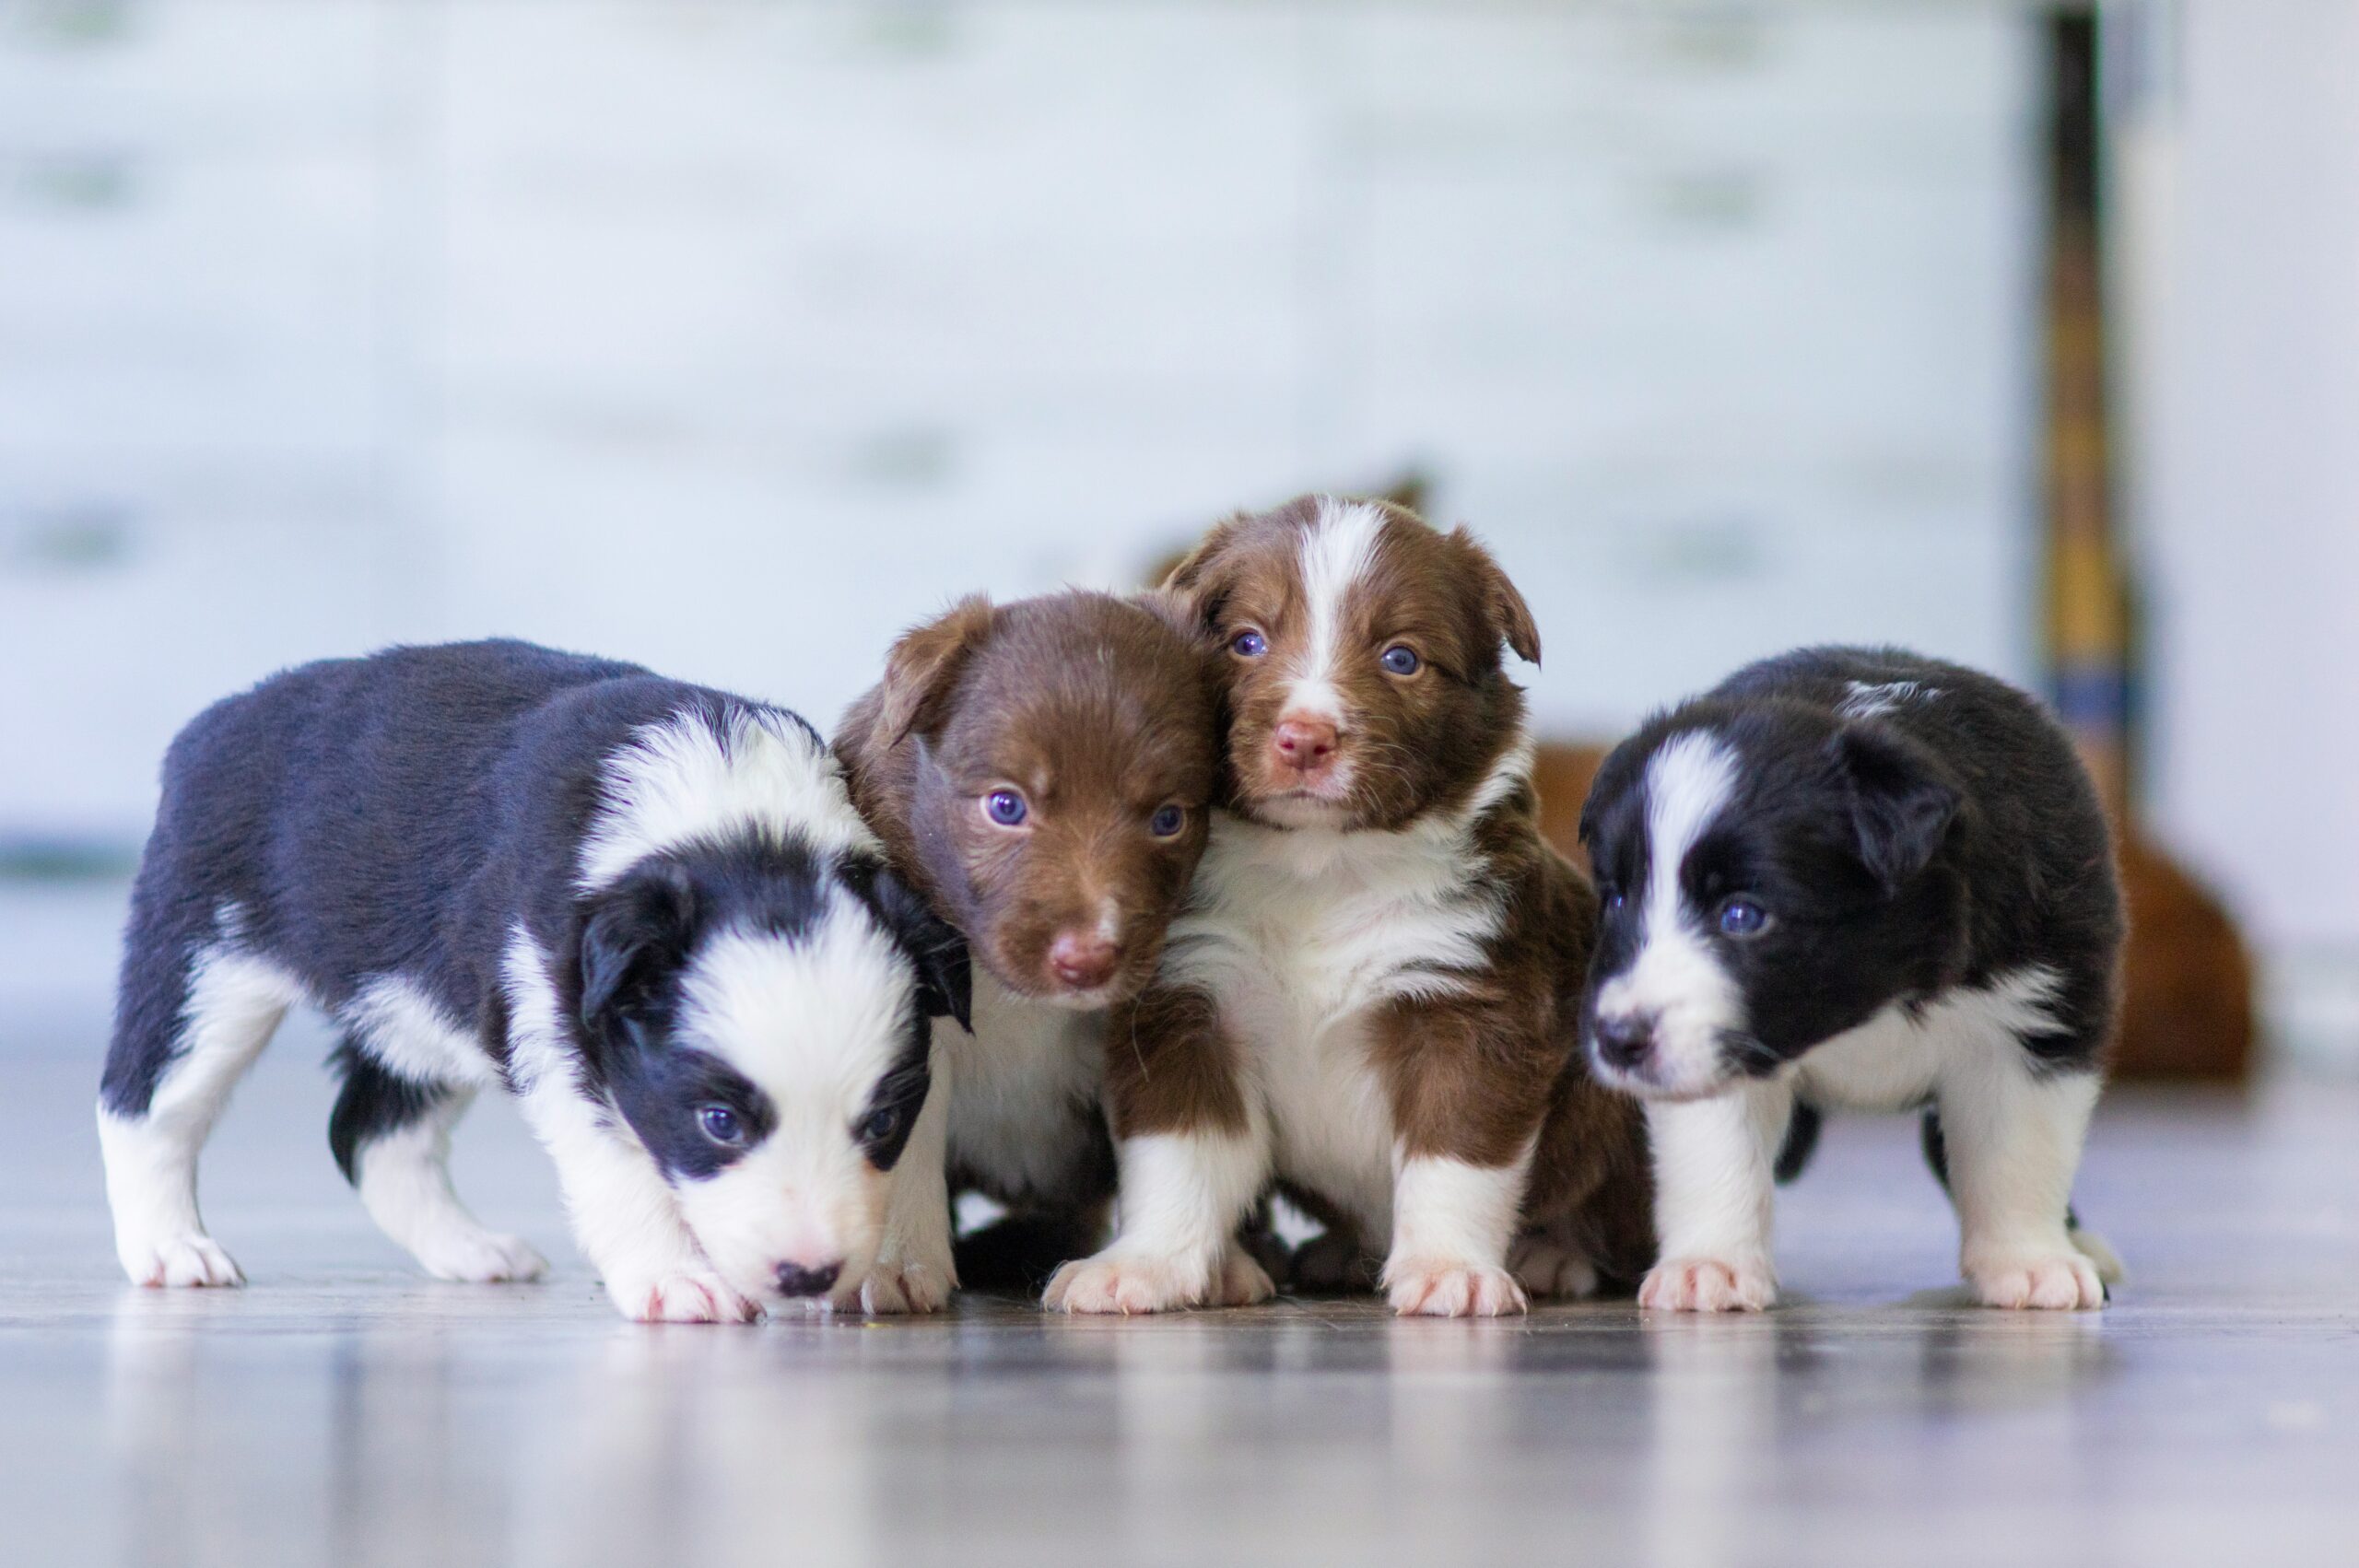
[578, 708, 879, 892]
[1285, 497, 1387, 724]
[678, 908, 916, 1121]
[1594, 731, 1746, 1094]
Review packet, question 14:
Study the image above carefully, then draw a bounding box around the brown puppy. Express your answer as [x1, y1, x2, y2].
[1043, 496, 1653, 1316]
[835, 591, 1221, 1287]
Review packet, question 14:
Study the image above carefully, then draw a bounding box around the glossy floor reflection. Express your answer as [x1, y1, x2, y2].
[3, 1045, 2354, 1568]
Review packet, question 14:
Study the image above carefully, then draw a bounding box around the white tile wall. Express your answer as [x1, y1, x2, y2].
[0, 0, 2044, 842]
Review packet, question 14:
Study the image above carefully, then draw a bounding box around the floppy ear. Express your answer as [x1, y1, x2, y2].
[1832, 727, 1961, 895]
[578, 861, 700, 1038]
[1447, 525, 1542, 667]
[873, 593, 993, 751]
[1157, 517, 1246, 638]
[857, 862, 973, 1032]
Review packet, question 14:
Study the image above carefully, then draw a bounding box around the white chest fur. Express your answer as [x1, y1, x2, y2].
[943, 973, 1106, 1195]
[1792, 966, 2066, 1113]
[1162, 810, 1504, 1233]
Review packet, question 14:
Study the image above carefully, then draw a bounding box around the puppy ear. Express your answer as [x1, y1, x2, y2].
[1832, 727, 1961, 895]
[578, 861, 699, 1038]
[1128, 584, 1201, 646]
[1447, 525, 1542, 667]
[875, 594, 993, 750]
[1157, 517, 1246, 637]
[851, 861, 972, 1032]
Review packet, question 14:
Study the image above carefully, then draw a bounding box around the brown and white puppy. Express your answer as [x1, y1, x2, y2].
[1044, 496, 1654, 1317]
[835, 591, 1221, 1289]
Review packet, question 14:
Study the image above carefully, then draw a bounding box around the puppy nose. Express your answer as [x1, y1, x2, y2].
[1593, 1012, 1657, 1072]
[1273, 716, 1337, 772]
[773, 1260, 841, 1297]
[1047, 930, 1120, 990]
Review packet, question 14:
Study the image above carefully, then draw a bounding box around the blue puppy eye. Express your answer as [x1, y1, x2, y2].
[1149, 803, 1185, 837]
[1380, 645, 1421, 675]
[984, 789, 1028, 826]
[1719, 899, 1766, 937]
[1602, 886, 1626, 913]
[698, 1105, 744, 1145]
[1230, 629, 1267, 658]
[860, 1106, 901, 1144]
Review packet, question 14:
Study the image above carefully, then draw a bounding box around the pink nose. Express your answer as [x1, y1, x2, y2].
[1273, 716, 1338, 773]
[1047, 931, 1120, 990]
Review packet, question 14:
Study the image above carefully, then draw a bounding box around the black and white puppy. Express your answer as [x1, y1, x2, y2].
[97, 640, 968, 1323]
[1579, 647, 2124, 1312]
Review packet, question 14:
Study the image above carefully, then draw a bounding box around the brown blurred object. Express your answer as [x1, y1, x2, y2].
[1530, 742, 2256, 1082]
[2116, 835, 2256, 1081]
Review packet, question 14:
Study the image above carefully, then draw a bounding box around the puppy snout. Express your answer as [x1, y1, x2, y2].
[773, 1259, 842, 1298]
[1592, 1011, 1657, 1073]
[1272, 715, 1338, 775]
[1046, 930, 1121, 991]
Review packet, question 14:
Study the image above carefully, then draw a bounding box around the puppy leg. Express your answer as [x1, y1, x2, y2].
[1049, 985, 1272, 1315]
[1384, 1153, 1533, 1316]
[1043, 1129, 1271, 1315]
[1939, 1051, 2107, 1311]
[851, 1045, 957, 1315]
[332, 1049, 546, 1283]
[98, 940, 299, 1288]
[514, 1077, 757, 1324]
[1509, 1223, 1602, 1301]
[1638, 1082, 1789, 1312]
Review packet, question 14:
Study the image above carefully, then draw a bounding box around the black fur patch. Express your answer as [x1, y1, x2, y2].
[326, 1043, 453, 1184]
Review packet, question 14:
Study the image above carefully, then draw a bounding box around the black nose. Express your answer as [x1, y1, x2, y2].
[1593, 1012, 1656, 1072]
[774, 1260, 841, 1297]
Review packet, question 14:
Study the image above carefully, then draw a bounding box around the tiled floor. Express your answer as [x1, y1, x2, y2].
[2, 1031, 2354, 1568]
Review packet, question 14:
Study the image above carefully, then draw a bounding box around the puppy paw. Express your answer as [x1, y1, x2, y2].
[1638, 1256, 1777, 1313]
[1384, 1259, 1528, 1317]
[418, 1229, 548, 1285]
[615, 1271, 762, 1324]
[1508, 1235, 1601, 1300]
[851, 1257, 954, 1316]
[1042, 1251, 1208, 1316]
[1966, 1250, 2106, 1311]
[1213, 1246, 1275, 1307]
[122, 1232, 244, 1289]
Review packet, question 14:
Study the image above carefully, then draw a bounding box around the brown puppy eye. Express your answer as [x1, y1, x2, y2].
[1380, 645, 1421, 675]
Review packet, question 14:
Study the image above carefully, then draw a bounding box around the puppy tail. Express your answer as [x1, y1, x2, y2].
[2067, 1211, 2127, 1286]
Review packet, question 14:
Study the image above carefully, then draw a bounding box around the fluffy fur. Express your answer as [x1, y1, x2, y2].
[834, 591, 1220, 1291]
[1578, 646, 2126, 1311]
[1047, 497, 1653, 1318]
[97, 640, 968, 1322]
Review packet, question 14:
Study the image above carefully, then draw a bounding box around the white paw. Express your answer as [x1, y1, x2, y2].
[1384, 1259, 1529, 1317]
[1042, 1251, 1209, 1316]
[1213, 1246, 1275, 1307]
[418, 1229, 548, 1285]
[613, 1271, 762, 1324]
[851, 1257, 954, 1316]
[1639, 1256, 1777, 1313]
[1508, 1235, 1601, 1300]
[1966, 1250, 2106, 1311]
[122, 1232, 244, 1289]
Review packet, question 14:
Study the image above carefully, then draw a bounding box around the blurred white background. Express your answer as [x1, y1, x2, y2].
[0, 0, 2352, 1068]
